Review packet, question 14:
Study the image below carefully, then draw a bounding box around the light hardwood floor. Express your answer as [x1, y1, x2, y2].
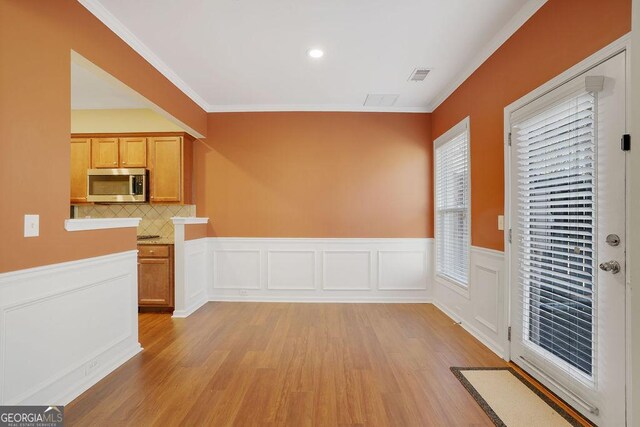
[66, 303, 507, 426]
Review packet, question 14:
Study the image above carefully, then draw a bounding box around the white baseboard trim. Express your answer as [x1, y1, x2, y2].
[57, 343, 142, 405]
[432, 300, 505, 358]
[431, 245, 507, 360]
[172, 292, 207, 318]
[0, 251, 140, 405]
[208, 295, 432, 304]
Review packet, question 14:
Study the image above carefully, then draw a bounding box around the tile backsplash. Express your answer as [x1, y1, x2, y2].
[75, 204, 196, 238]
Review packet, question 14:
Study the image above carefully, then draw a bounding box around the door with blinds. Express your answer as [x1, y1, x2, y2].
[509, 53, 626, 426]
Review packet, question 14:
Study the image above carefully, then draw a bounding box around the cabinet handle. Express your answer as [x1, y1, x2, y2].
[123, 161, 127, 164]
[113, 162, 117, 165]
[149, 250, 154, 254]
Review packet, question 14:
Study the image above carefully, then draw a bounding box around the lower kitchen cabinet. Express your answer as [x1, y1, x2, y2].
[138, 244, 174, 311]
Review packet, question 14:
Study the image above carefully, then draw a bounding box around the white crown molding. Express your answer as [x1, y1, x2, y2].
[80, 0, 545, 115]
[427, 0, 548, 112]
[64, 217, 141, 231]
[206, 104, 431, 113]
[78, 0, 209, 111]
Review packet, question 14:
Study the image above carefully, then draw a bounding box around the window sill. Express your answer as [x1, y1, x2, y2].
[435, 274, 470, 299]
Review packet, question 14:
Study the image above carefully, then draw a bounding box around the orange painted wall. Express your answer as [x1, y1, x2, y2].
[185, 224, 208, 241]
[0, 1, 207, 272]
[195, 112, 433, 238]
[431, 0, 631, 251]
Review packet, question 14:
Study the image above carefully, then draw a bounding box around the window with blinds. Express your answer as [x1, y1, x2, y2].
[435, 120, 470, 286]
[512, 89, 596, 377]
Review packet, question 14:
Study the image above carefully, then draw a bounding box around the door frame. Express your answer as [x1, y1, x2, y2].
[502, 33, 632, 421]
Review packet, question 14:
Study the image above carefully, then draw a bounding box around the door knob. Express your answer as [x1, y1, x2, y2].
[599, 260, 621, 274]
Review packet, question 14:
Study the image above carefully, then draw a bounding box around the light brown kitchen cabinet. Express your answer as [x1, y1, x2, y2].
[148, 136, 182, 203]
[71, 132, 193, 205]
[70, 138, 91, 203]
[138, 244, 174, 311]
[91, 138, 119, 168]
[119, 137, 147, 167]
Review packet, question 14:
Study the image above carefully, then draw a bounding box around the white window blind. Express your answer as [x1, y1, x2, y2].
[435, 121, 470, 286]
[513, 88, 597, 378]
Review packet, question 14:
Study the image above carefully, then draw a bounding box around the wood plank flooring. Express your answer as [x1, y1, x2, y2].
[66, 303, 506, 426]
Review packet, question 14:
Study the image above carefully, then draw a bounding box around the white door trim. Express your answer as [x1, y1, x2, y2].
[503, 32, 631, 421]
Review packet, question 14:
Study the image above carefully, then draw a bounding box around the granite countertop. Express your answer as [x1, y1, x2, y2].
[137, 237, 174, 245]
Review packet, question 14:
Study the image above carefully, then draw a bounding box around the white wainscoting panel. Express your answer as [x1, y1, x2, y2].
[322, 251, 371, 290]
[0, 251, 141, 405]
[432, 246, 506, 358]
[213, 250, 261, 289]
[268, 251, 316, 290]
[208, 238, 432, 302]
[378, 251, 428, 290]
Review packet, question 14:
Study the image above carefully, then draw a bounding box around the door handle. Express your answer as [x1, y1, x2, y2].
[599, 260, 621, 274]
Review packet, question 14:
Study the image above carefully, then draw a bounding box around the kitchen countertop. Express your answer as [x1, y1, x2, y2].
[137, 237, 174, 245]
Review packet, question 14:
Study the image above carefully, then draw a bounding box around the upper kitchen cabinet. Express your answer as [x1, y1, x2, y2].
[91, 137, 147, 168]
[148, 136, 192, 204]
[70, 138, 91, 203]
[119, 137, 147, 168]
[70, 132, 193, 205]
[91, 137, 119, 168]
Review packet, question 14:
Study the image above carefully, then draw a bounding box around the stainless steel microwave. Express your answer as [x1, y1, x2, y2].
[87, 168, 147, 203]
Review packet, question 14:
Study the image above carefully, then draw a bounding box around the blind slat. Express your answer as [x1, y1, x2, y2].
[513, 89, 597, 378]
[435, 127, 470, 286]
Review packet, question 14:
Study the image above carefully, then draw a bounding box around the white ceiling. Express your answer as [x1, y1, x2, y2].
[79, 0, 546, 113]
[71, 60, 148, 109]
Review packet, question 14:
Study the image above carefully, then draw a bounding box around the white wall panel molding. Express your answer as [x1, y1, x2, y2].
[0, 251, 141, 405]
[173, 238, 208, 318]
[208, 238, 432, 302]
[267, 250, 316, 290]
[322, 251, 372, 291]
[172, 219, 209, 318]
[472, 264, 501, 334]
[213, 249, 262, 290]
[432, 246, 506, 358]
[378, 250, 428, 290]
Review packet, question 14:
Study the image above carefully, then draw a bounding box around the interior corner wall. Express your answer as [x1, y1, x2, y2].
[194, 112, 433, 238]
[431, 0, 632, 252]
[0, 0, 207, 273]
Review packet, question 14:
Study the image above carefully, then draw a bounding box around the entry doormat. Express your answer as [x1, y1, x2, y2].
[450, 367, 587, 427]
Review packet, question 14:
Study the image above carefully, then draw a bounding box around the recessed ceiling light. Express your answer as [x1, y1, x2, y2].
[307, 48, 324, 59]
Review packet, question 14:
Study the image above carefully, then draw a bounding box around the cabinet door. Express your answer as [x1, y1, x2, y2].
[149, 137, 182, 202]
[91, 138, 119, 168]
[138, 257, 172, 307]
[119, 137, 147, 167]
[70, 138, 91, 203]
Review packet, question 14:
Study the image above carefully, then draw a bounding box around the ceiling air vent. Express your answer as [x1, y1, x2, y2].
[363, 94, 399, 107]
[408, 68, 431, 82]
